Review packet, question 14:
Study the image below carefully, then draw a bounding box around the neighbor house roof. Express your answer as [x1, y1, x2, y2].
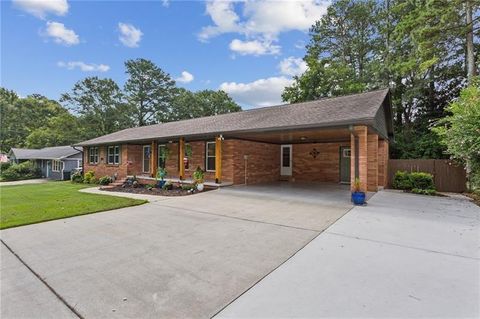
[10, 146, 83, 160]
[78, 89, 392, 146]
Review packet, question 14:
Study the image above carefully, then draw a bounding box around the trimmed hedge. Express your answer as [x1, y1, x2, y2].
[393, 171, 436, 195]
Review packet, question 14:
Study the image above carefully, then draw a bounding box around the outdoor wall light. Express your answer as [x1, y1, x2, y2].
[300, 136, 308, 140]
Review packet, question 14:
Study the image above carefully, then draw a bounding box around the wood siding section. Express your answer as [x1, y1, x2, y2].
[293, 142, 349, 183]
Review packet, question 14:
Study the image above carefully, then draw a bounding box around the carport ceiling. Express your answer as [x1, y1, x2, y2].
[230, 128, 352, 144]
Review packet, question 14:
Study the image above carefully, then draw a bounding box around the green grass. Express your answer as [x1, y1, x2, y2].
[0, 181, 147, 229]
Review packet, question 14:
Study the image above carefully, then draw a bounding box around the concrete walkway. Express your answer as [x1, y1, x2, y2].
[216, 190, 480, 318]
[0, 179, 47, 186]
[79, 186, 174, 202]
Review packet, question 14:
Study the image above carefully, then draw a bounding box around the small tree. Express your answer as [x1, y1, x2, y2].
[433, 78, 480, 190]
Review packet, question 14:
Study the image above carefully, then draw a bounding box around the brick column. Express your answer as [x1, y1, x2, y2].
[350, 126, 368, 192]
[367, 133, 378, 192]
[215, 136, 222, 183]
[378, 139, 389, 187]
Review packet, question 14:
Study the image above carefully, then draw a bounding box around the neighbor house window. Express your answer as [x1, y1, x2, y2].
[158, 145, 167, 168]
[52, 160, 62, 172]
[107, 145, 121, 165]
[89, 147, 99, 164]
[206, 141, 216, 171]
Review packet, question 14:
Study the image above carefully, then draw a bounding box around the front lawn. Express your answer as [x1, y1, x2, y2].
[0, 182, 147, 229]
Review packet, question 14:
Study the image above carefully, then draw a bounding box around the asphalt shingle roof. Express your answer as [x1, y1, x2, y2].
[10, 146, 82, 160]
[78, 89, 391, 146]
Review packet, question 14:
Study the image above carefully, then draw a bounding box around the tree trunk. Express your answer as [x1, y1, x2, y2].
[466, 0, 476, 81]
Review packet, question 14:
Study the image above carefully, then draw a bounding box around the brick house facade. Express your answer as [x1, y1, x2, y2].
[79, 90, 393, 192]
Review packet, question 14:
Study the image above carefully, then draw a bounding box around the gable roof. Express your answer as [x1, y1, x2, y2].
[78, 89, 392, 146]
[10, 146, 82, 160]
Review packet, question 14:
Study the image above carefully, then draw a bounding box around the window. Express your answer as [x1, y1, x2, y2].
[184, 143, 191, 170]
[143, 145, 151, 173]
[89, 147, 99, 164]
[343, 148, 351, 158]
[107, 145, 120, 165]
[52, 160, 62, 172]
[158, 145, 167, 168]
[282, 146, 291, 167]
[206, 142, 216, 171]
[77, 160, 83, 168]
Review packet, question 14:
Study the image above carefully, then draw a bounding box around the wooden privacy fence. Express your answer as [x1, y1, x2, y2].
[388, 159, 467, 193]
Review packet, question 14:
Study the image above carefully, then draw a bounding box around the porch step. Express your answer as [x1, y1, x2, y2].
[109, 178, 127, 187]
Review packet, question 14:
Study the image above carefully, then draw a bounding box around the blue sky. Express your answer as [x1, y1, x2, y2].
[1, 0, 329, 108]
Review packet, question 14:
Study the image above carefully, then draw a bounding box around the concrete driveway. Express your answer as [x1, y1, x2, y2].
[216, 190, 480, 318]
[1, 183, 352, 318]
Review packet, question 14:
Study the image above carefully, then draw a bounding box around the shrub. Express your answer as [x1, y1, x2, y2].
[0, 161, 41, 181]
[411, 188, 436, 196]
[145, 184, 155, 190]
[71, 171, 84, 183]
[98, 176, 112, 185]
[83, 170, 95, 184]
[181, 184, 195, 191]
[0, 162, 11, 173]
[393, 171, 412, 190]
[409, 172, 435, 190]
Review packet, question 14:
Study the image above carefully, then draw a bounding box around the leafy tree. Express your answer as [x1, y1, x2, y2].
[61, 77, 133, 139]
[124, 58, 176, 125]
[283, 0, 479, 159]
[0, 90, 67, 152]
[282, 0, 384, 103]
[168, 89, 241, 121]
[26, 113, 84, 148]
[433, 78, 480, 189]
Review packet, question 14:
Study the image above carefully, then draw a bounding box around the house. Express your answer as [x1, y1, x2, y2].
[8, 146, 83, 180]
[77, 89, 393, 192]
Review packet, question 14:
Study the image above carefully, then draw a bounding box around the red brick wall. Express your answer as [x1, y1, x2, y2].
[230, 140, 280, 185]
[83, 146, 129, 179]
[293, 142, 349, 183]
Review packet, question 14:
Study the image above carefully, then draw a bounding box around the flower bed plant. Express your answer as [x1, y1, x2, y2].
[103, 181, 213, 196]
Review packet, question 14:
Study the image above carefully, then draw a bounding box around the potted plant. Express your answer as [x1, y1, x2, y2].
[192, 166, 205, 191]
[156, 167, 168, 188]
[351, 178, 366, 205]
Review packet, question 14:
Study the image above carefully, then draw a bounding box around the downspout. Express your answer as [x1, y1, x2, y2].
[72, 145, 84, 175]
[348, 125, 359, 181]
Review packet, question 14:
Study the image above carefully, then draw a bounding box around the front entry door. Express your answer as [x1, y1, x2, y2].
[340, 146, 351, 183]
[280, 145, 292, 176]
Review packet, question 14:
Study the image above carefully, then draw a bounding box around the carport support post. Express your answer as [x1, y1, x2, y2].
[215, 135, 222, 184]
[179, 138, 185, 180]
[350, 126, 368, 192]
[151, 140, 158, 178]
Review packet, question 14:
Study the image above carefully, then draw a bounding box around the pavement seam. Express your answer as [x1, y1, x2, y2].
[1, 239, 84, 319]
[326, 231, 480, 261]
[150, 202, 325, 232]
[210, 204, 358, 318]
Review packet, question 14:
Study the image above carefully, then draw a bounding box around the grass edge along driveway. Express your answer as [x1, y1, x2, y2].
[1, 181, 147, 229]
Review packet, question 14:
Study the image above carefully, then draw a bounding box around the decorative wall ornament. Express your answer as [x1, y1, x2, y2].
[310, 148, 320, 159]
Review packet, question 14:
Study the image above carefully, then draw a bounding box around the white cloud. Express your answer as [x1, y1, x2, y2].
[162, 0, 169, 7]
[220, 76, 293, 108]
[57, 61, 110, 72]
[229, 39, 280, 56]
[118, 22, 143, 48]
[199, 0, 329, 40]
[176, 71, 194, 83]
[199, 1, 241, 41]
[13, 0, 68, 19]
[278, 56, 308, 76]
[44, 21, 79, 45]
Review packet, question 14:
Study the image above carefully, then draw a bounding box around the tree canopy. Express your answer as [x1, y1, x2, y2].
[283, 0, 479, 159]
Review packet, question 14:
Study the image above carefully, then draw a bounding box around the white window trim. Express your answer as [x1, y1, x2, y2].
[143, 145, 151, 173]
[343, 148, 351, 158]
[89, 147, 99, 164]
[52, 160, 62, 172]
[205, 141, 216, 172]
[107, 145, 121, 165]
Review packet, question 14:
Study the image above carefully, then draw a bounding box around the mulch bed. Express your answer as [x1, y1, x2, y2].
[465, 192, 480, 207]
[102, 185, 214, 196]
